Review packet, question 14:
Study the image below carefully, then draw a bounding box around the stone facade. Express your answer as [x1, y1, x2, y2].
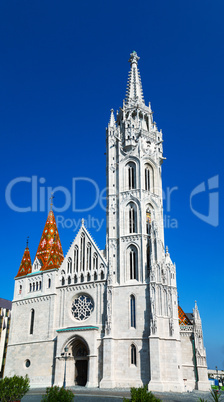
[4, 52, 210, 391]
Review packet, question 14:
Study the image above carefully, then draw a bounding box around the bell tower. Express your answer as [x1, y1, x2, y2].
[101, 52, 184, 391]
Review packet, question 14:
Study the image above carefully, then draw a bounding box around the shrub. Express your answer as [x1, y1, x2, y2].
[210, 389, 222, 402]
[0, 375, 30, 402]
[41, 386, 74, 402]
[123, 385, 161, 402]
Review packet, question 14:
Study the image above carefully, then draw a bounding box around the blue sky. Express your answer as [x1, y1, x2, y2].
[0, 0, 223, 369]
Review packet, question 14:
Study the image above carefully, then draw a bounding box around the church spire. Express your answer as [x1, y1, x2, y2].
[125, 51, 144, 106]
[34, 210, 64, 271]
[109, 109, 116, 127]
[15, 243, 32, 278]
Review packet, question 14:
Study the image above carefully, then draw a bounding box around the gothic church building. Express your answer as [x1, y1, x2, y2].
[5, 52, 210, 392]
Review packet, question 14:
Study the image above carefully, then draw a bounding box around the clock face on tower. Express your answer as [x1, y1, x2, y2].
[71, 294, 94, 321]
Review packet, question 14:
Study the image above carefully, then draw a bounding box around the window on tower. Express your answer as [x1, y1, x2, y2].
[30, 309, 35, 335]
[146, 209, 151, 234]
[131, 344, 137, 365]
[129, 203, 137, 233]
[145, 166, 150, 191]
[127, 162, 136, 190]
[128, 245, 138, 280]
[130, 295, 136, 328]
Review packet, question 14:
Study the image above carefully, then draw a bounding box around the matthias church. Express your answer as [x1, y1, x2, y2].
[5, 52, 210, 392]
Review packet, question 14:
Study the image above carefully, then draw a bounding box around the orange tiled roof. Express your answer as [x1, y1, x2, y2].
[15, 247, 32, 277]
[178, 305, 192, 325]
[35, 210, 64, 271]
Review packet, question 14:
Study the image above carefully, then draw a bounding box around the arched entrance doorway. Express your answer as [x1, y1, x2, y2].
[72, 338, 89, 386]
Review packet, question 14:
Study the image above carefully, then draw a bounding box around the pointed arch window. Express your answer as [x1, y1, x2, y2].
[146, 209, 151, 235]
[131, 344, 137, 365]
[30, 309, 35, 335]
[74, 246, 79, 272]
[128, 246, 138, 280]
[127, 162, 136, 190]
[48, 278, 51, 288]
[130, 295, 136, 328]
[87, 243, 91, 271]
[80, 234, 85, 271]
[129, 203, 137, 233]
[67, 257, 72, 274]
[145, 166, 151, 191]
[93, 253, 98, 271]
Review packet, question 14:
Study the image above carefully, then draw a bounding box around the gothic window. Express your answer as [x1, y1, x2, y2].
[30, 309, 35, 335]
[145, 166, 150, 191]
[48, 278, 51, 288]
[74, 246, 79, 272]
[93, 253, 98, 271]
[68, 276, 71, 285]
[39, 281, 42, 290]
[36, 282, 38, 291]
[19, 285, 22, 294]
[101, 271, 104, 280]
[129, 203, 137, 233]
[128, 246, 138, 280]
[94, 272, 97, 281]
[62, 277, 65, 286]
[80, 274, 84, 283]
[67, 257, 72, 274]
[145, 164, 153, 192]
[29, 283, 32, 292]
[87, 243, 91, 271]
[131, 344, 137, 365]
[80, 233, 85, 271]
[130, 295, 136, 328]
[74, 275, 78, 284]
[127, 162, 136, 190]
[32, 283, 35, 292]
[87, 272, 91, 282]
[146, 208, 151, 235]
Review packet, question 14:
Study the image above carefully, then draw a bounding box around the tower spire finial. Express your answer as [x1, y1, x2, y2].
[26, 236, 29, 248]
[125, 51, 144, 105]
[128, 50, 140, 66]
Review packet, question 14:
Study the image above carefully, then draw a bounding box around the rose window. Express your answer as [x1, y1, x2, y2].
[71, 295, 94, 321]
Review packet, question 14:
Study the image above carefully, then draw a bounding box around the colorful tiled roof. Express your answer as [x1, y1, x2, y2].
[15, 247, 32, 277]
[35, 210, 64, 271]
[178, 305, 192, 326]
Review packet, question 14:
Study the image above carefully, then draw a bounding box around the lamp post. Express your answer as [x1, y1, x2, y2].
[62, 346, 69, 388]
